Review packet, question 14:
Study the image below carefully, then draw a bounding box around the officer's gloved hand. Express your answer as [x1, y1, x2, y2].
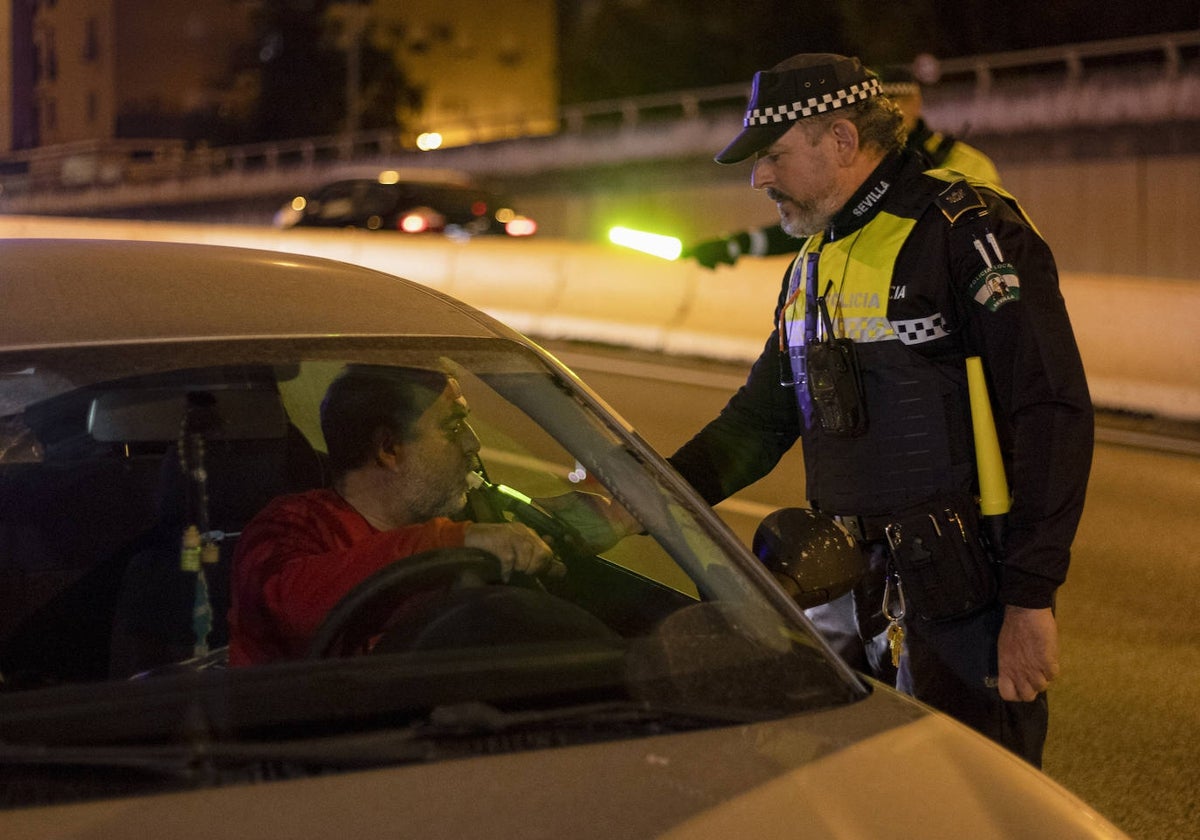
[681, 236, 739, 270]
[534, 491, 641, 555]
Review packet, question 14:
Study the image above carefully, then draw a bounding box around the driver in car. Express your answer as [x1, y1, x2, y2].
[227, 365, 565, 666]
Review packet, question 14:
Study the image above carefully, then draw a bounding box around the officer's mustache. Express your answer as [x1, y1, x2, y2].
[766, 188, 794, 204]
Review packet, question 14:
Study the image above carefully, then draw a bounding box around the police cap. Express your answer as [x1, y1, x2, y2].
[715, 54, 882, 165]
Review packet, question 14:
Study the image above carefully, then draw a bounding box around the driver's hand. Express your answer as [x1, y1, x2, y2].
[535, 491, 641, 554]
[464, 522, 566, 581]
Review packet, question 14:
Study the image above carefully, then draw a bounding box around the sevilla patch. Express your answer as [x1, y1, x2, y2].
[970, 264, 1021, 311]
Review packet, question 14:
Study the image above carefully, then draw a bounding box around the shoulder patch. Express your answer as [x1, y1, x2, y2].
[969, 264, 1021, 311]
[934, 180, 987, 225]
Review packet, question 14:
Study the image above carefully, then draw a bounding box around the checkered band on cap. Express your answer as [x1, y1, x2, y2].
[745, 78, 883, 127]
[881, 81, 920, 98]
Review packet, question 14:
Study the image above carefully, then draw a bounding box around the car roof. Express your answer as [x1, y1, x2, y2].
[0, 238, 514, 351]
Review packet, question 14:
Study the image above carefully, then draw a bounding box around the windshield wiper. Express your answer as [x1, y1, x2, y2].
[0, 699, 765, 776]
[420, 699, 767, 736]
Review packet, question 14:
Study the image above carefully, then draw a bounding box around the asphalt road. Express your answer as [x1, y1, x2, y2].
[546, 341, 1200, 840]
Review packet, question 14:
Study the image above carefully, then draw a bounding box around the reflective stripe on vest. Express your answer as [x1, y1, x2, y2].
[779, 188, 981, 514]
[780, 210, 915, 354]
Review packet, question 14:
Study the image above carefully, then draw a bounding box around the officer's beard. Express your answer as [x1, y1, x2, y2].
[768, 188, 840, 238]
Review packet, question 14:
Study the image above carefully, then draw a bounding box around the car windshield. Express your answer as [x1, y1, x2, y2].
[0, 335, 860, 805]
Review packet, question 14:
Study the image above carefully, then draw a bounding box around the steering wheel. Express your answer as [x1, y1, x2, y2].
[307, 547, 503, 659]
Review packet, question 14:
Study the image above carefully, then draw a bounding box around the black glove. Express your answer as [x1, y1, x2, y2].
[682, 236, 740, 269]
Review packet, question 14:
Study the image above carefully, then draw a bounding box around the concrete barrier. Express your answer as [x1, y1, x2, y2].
[1, 215, 1195, 420]
[1057, 272, 1200, 420]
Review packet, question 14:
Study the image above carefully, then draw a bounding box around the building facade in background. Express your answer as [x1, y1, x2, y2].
[30, 0, 256, 150]
[0, 0, 257, 187]
[0, 0, 35, 154]
[0, 0, 558, 186]
[367, 0, 558, 148]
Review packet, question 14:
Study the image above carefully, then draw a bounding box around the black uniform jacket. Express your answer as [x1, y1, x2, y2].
[669, 149, 1094, 609]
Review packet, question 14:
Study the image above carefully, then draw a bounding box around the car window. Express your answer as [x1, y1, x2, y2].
[0, 336, 858, 807]
[307, 181, 366, 223]
[357, 182, 401, 217]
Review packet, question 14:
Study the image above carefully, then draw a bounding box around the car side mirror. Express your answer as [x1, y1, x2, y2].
[752, 508, 867, 609]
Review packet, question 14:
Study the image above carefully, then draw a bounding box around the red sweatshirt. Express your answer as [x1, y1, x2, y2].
[228, 488, 469, 666]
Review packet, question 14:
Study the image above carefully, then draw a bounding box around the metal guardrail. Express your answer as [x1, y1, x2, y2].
[1, 29, 1196, 199]
[934, 29, 1200, 83]
[563, 31, 1200, 127]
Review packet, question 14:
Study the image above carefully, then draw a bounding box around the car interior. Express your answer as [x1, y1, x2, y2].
[0, 366, 330, 686]
[0, 352, 704, 690]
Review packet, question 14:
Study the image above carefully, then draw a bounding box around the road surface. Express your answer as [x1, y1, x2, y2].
[547, 341, 1200, 840]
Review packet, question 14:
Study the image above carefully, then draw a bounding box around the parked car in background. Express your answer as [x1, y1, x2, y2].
[274, 169, 537, 239]
[0, 239, 1125, 838]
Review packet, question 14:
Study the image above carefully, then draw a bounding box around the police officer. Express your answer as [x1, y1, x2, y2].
[881, 63, 1001, 185]
[682, 63, 1002, 268]
[667, 53, 1093, 767]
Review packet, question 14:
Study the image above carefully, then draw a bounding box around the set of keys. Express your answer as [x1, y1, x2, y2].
[886, 621, 905, 668]
[882, 568, 907, 668]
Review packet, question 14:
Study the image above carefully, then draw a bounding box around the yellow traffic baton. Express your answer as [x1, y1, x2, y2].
[966, 355, 1010, 553]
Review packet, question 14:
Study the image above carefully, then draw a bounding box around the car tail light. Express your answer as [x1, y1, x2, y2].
[505, 217, 538, 237]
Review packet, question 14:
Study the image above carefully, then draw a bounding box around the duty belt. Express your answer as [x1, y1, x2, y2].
[832, 513, 890, 543]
